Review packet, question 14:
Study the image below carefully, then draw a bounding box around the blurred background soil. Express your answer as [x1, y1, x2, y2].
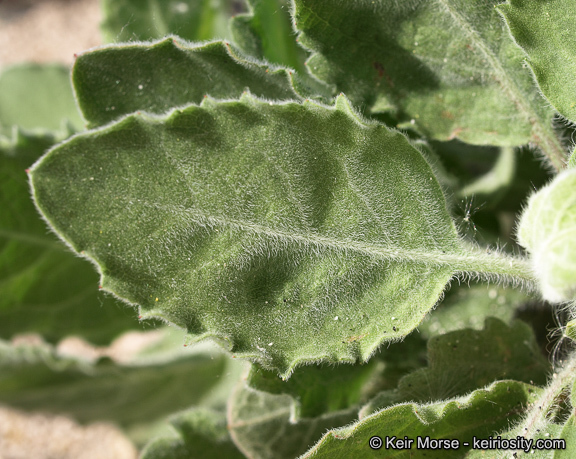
[0, 0, 101, 67]
[0, 1, 139, 457]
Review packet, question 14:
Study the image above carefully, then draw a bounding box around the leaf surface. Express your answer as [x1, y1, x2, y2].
[419, 282, 530, 339]
[29, 94, 506, 376]
[302, 381, 541, 458]
[569, 146, 576, 169]
[231, 0, 307, 72]
[73, 38, 304, 128]
[398, 318, 549, 403]
[360, 317, 547, 419]
[498, 0, 576, 124]
[247, 359, 379, 418]
[142, 408, 245, 459]
[0, 131, 142, 344]
[0, 338, 239, 427]
[228, 381, 357, 459]
[293, 0, 565, 168]
[555, 415, 576, 458]
[0, 64, 83, 138]
[100, 0, 238, 43]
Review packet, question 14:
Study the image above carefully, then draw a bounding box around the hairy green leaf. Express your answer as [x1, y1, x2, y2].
[73, 38, 305, 128]
[30, 94, 534, 376]
[231, 0, 307, 72]
[518, 168, 576, 302]
[0, 338, 239, 426]
[0, 64, 83, 138]
[228, 381, 357, 459]
[302, 381, 541, 458]
[142, 408, 245, 459]
[398, 318, 549, 403]
[498, 0, 576, 124]
[360, 317, 547, 418]
[293, 0, 565, 169]
[100, 0, 239, 43]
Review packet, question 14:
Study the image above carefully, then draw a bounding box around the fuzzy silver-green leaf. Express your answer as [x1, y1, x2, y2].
[72, 38, 303, 128]
[498, 0, 576, 124]
[30, 94, 533, 376]
[293, 0, 565, 169]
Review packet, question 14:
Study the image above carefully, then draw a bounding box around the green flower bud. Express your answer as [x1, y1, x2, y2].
[517, 168, 576, 303]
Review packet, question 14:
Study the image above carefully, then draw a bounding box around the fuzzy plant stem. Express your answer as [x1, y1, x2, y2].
[520, 352, 576, 441]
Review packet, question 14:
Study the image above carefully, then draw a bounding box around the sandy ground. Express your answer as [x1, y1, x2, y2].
[0, 2, 140, 457]
[0, 408, 137, 459]
[0, 0, 102, 67]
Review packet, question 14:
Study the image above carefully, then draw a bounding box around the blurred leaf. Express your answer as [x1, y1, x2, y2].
[419, 282, 530, 339]
[569, 146, 576, 169]
[458, 147, 515, 201]
[0, 130, 141, 345]
[0, 64, 83, 137]
[228, 381, 357, 459]
[231, 0, 307, 72]
[247, 359, 379, 418]
[556, 415, 576, 458]
[0, 338, 241, 427]
[0, 63, 142, 345]
[100, 0, 241, 43]
[142, 408, 245, 459]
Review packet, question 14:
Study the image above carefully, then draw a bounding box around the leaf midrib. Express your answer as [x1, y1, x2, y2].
[299, 0, 565, 169]
[139, 201, 532, 279]
[436, 0, 564, 169]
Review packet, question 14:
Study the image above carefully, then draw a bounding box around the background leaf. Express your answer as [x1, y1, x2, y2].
[100, 0, 241, 43]
[498, 0, 576, 124]
[247, 359, 380, 418]
[0, 66, 140, 345]
[293, 0, 565, 169]
[231, 0, 307, 72]
[419, 282, 531, 339]
[0, 336, 242, 428]
[398, 318, 549, 403]
[228, 381, 357, 459]
[303, 381, 541, 458]
[73, 38, 302, 127]
[141, 408, 245, 459]
[0, 64, 83, 138]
